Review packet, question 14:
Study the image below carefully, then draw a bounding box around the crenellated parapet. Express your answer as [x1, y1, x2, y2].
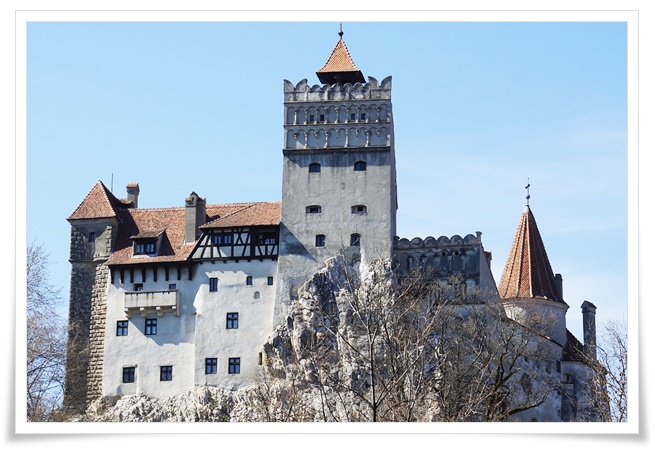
[283, 76, 393, 151]
[393, 233, 484, 282]
[283, 76, 392, 102]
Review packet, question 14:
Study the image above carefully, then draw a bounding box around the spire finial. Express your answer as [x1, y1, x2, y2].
[525, 178, 531, 206]
[339, 23, 343, 39]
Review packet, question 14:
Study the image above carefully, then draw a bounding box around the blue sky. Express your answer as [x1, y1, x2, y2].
[23, 18, 630, 345]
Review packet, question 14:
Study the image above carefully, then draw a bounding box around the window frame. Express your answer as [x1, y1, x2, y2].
[122, 366, 135, 383]
[315, 234, 326, 247]
[205, 358, 217, 374]
[350, 233, 361, 247]
[246, 275, 253, 286]
[116, 320, 128, 336]
[160, 365, 173, 382]
[228, 357, 241, 374]
[209, 277, 218, 292]
[267, 276, 274, 286]
[145, 318, 157, 336]
[226, 312, 239, 329]
[306, 205, 322, 214]
[351, 205, 367, 214]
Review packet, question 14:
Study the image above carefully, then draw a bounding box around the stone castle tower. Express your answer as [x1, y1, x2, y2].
[275, 31, 397, 322]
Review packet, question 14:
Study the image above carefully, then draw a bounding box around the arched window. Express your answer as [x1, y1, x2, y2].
[315, 234, 326, 247]
[354, 161, 367, 171]
[351, 205, 367, 214]
[309, 163, 321, 173]
[306, 205, 322, 214]
[350, 233, 361, 247]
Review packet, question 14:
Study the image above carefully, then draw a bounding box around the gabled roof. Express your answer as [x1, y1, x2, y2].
[316, 33, 365, 85]
[68, 180, 128, 220]
[201, 201, 281, 229]
[498, 206, 566, 304]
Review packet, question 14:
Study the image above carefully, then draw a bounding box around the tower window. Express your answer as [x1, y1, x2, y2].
[360, 112, 366, 121]
[267, 276, 274, 286]
[89, 232, 96, 243]
[354, 161, 367, 171]
[351, 205, 367, 214]
[209, 277, 218, 292]
[228, 357, 241, 374]
[226, 312, 239, 329]
[133, 283, 143, 291]
[350, 113, 356, 121]
[319, 114, 325, 122]
[246, 276, 253, 285]
[309, 114, 315, 122]
[309, 163, 321, 173]
[350, 233, 361, 247]
[306, 205, 322, 214]
[316, 234, 326, 247]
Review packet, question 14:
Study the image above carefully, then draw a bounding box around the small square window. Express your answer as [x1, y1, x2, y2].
[315, 234, 326, 247]
[246, 276, 253, 286]
[227, 312, 239, 329]
[168, 283, 177, 290]
[134, 283, 143, 291]
[228, 357, 241, 374]
[160, 365, 173, 381]
[267, 276, 274, 286]
[116, 320, 128, 336]
[145, 318, 157, 335]
[205, 358, 217, 374]
[209, 277, 218, 292]
[122, 367, 135, 383]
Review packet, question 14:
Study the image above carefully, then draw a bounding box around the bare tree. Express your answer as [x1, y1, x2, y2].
[257, 255, 560, 422]
[26, 241, 67, 422]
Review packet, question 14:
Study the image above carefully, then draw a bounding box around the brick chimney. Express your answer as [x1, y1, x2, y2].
[126, 182, 140, 208]
[185, 192, 206, 243]
[581, 301, 597, 359]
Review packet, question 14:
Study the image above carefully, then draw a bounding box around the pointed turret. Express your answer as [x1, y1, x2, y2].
[68, 180, 126, 220]
[316, 26, 365, 85]
[499, 183, 569, 347]
[498, 204, 565, 304]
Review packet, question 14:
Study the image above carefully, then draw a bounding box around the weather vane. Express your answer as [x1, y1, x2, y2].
[525, 178, 531, 206]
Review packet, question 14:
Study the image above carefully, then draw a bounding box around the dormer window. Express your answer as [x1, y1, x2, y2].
[134, 240, 156, 255]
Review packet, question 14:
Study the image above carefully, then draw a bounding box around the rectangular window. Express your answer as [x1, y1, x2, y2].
[122, 367, 135, 383]
[134, 283, 143, 291]
[309, 114, 315, 122]
[226, 312, 239, 329]
[134, 240, 156, 255]
[145, 318, 157, 335]
[350, 233, 361, 247]
[160, 365, 173, 381]
[315, 234, 326, 247]
[209, 277, 218, 292]
[168, 283, 177, 290]
[228, 357, 241, 374]
[246, 276, 252, 286]
[89, 232, 96, 243]
[267, 276, 274, 286]
[350, 113, 356, 121]
[212, 233, 233, 245]
[205, 358, 217, 374]
[360, 112, 366, 121]
[319, 114, 325, 122]
[258, 233, 277, 245]
[116, 320, 128, 336]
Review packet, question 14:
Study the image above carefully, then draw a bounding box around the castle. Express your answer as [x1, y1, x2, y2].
[64, 31, 602, 421]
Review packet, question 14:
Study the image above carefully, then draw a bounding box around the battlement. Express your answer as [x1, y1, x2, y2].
[284, 76, 392, 103]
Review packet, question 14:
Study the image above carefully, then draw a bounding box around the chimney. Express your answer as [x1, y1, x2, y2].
[581, 301, 597, 359]
[555, 273, 563, 300]
[126, 182, 140, 208]
[185, 192, 206, 243]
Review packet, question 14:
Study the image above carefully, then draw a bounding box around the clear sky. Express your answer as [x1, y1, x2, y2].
[24, 17, 629, 345]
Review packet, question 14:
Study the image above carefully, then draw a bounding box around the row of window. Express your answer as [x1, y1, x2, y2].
[116, 313, 240, 336]
[308, 161, 366, 173]
[303, 111, 367, 124]
[209, 276, 274, 292]
[121, 357, 241, 383]
[306, 205, 367, 214]
[132, 283, 177, 291]
[211, 232, 277, 246]
[315, 233, 360, 248]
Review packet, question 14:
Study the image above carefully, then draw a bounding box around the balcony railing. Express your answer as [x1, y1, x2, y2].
[124, 289, 179, 317]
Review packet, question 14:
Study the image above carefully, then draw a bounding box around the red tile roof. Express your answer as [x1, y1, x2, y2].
[498, 206, 566, 304]
[107, 202, 280, 266]
[201, 201, 281, 229]
[316, 36, 365, 85]
[68, 180, 127, 220]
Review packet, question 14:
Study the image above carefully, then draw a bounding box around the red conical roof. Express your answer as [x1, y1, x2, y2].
[316, 33, 365, 85]
[498, 206, 566, 304]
